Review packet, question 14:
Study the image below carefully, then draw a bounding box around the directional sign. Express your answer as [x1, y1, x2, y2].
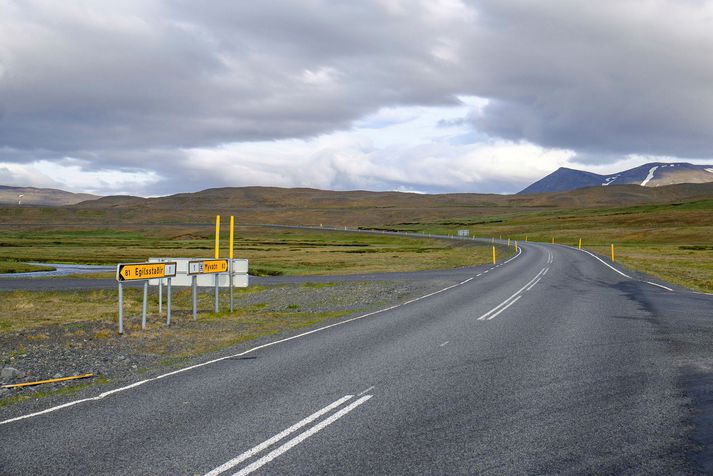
[116, 262, 177, 282]
[187, 259, 229, 275]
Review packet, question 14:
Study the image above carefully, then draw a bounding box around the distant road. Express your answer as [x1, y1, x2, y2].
[3, 240, 713, 474]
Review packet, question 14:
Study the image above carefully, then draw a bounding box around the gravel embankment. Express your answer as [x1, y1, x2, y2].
[0, 277, 457, 420]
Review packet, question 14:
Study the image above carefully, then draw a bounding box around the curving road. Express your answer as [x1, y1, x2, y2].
[2, 241, 713, 474]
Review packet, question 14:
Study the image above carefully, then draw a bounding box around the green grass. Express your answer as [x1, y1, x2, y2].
[390, 200, 713, 293]
[0, 227, 499, 276]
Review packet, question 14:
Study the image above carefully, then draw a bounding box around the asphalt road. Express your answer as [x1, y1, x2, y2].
[2, 241, 713, 474]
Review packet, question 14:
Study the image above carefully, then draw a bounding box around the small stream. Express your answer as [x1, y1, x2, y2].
[0, 263, 115, 278]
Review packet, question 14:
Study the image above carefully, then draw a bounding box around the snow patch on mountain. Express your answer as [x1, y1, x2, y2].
[640, 166, 659, 186]
[602, 175, 620, 186]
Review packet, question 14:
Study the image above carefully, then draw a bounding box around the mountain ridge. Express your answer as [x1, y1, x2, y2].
[519, 162, 713, 194]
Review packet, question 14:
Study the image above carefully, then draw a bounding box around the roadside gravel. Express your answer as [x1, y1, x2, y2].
[0, 276, 458, 420]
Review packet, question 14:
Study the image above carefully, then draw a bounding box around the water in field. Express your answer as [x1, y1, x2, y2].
[0, 263, 114, 278]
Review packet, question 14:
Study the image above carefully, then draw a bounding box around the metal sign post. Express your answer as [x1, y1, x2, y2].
[215, 274, 219, 313]
[118, 282, 124, 334]
[166, 278, 172, 325]
[142, 281, 148, 329]
[158, 279, 163, 313]
[192, 275, 197, 321]
[116, 261, 177, 334]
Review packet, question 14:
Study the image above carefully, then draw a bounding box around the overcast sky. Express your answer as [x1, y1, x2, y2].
[1, 0, 713, 196]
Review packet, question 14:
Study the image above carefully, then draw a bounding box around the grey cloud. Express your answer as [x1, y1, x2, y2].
[1, 0, 713, 195]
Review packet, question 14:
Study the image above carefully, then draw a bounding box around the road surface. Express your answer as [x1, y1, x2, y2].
[2, 241, 713, 474]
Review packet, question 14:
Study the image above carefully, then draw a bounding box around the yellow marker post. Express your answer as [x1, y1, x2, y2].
[578, 238, 582, 250]
[515, 241, 518, 252]
[214, 215, 221, 259]
[611, 243, 615, 261]
[525, 235, 528, 242]
[229, 215, 235, 312]
[229, 216, 235, 260]
[552, 237, 555, 244]
[492, 246, 496, 265]
[507, 238, 511, 247]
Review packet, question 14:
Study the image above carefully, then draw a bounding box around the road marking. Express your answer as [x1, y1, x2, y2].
[357, 386, 374, 396]
[487, 295, 522, 320]
[439, 341, 450, 347]
[231, 396, 373, 476]
[580, 249, 631, 278]
[645, 281, 673, 291]
[204, 395, 353, 476]
[526, 277, 542, 291]
[477, 267, 547, 321]
[542, 267, 549, 276]
[2, 238, 526, 427]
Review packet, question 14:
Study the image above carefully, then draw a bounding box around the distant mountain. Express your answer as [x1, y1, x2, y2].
[0, 185, 100, 206]
[519, 162, 713, 194]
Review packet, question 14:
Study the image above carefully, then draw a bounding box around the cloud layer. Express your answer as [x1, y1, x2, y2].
[1, 0, 712, 195]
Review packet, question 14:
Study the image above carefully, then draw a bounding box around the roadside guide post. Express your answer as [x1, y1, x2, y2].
[215, 215, 221, 313]
[116, 261, 177, 334]
[229, 215, 235, 312]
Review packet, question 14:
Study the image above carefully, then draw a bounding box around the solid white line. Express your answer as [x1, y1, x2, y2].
[645, 281, 673, 291]
[357, 386, 374, 396]
[542, 267, 549, 276]
[204, 395, 353, 476]
[486, 295, 522, 320]
[439, 341, 450, 347]
[232, 395, 373, 476]
[526, 277, 542, 291]
[579, 249, 631, 279]
[2, 238, 525, 427]
[477, 268, 546, 320]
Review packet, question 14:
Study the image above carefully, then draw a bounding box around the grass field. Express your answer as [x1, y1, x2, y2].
[382, 199, 713, 293]
[0, 226, 503, 276]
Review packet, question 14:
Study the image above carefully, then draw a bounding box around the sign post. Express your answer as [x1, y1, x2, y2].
[116, 261, 177, 334]
[187, 259, 229, 317]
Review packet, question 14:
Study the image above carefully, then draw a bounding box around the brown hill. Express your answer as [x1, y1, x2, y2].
[0, 185, 99, 206]
[2, 183, 712, 228]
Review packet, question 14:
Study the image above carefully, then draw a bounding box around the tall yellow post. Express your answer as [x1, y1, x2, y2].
[525, 235, 528, 242]
[229, 215, 235, 259]
[611, 243, 615, 261]
[552, 237, 555, 244]
[492, 246, 496, 265]
[214, 215, 221, 259]
[507, 238, 511, 247]
[578, 238, 582, 250]
[515, 241, 518, 252]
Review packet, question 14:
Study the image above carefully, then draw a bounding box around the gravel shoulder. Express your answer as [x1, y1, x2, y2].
[0, 275, 462, 421]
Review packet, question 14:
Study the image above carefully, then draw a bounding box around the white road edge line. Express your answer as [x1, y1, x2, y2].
[486, 295, 522, 320]
[579, 249, 632, 279]
[231, 395, 373, 476]
[204, 395, 354, 476]
[645, 281, 673, 291]
[1, 246, 524, 427]
[439, 341, 450, 347]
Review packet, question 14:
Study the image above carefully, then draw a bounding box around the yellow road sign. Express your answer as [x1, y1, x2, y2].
[188, 259, 229, 275]
[117, 262, 177, 281]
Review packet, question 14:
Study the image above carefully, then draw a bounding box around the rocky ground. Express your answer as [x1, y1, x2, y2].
[0, 277, 456, 420]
